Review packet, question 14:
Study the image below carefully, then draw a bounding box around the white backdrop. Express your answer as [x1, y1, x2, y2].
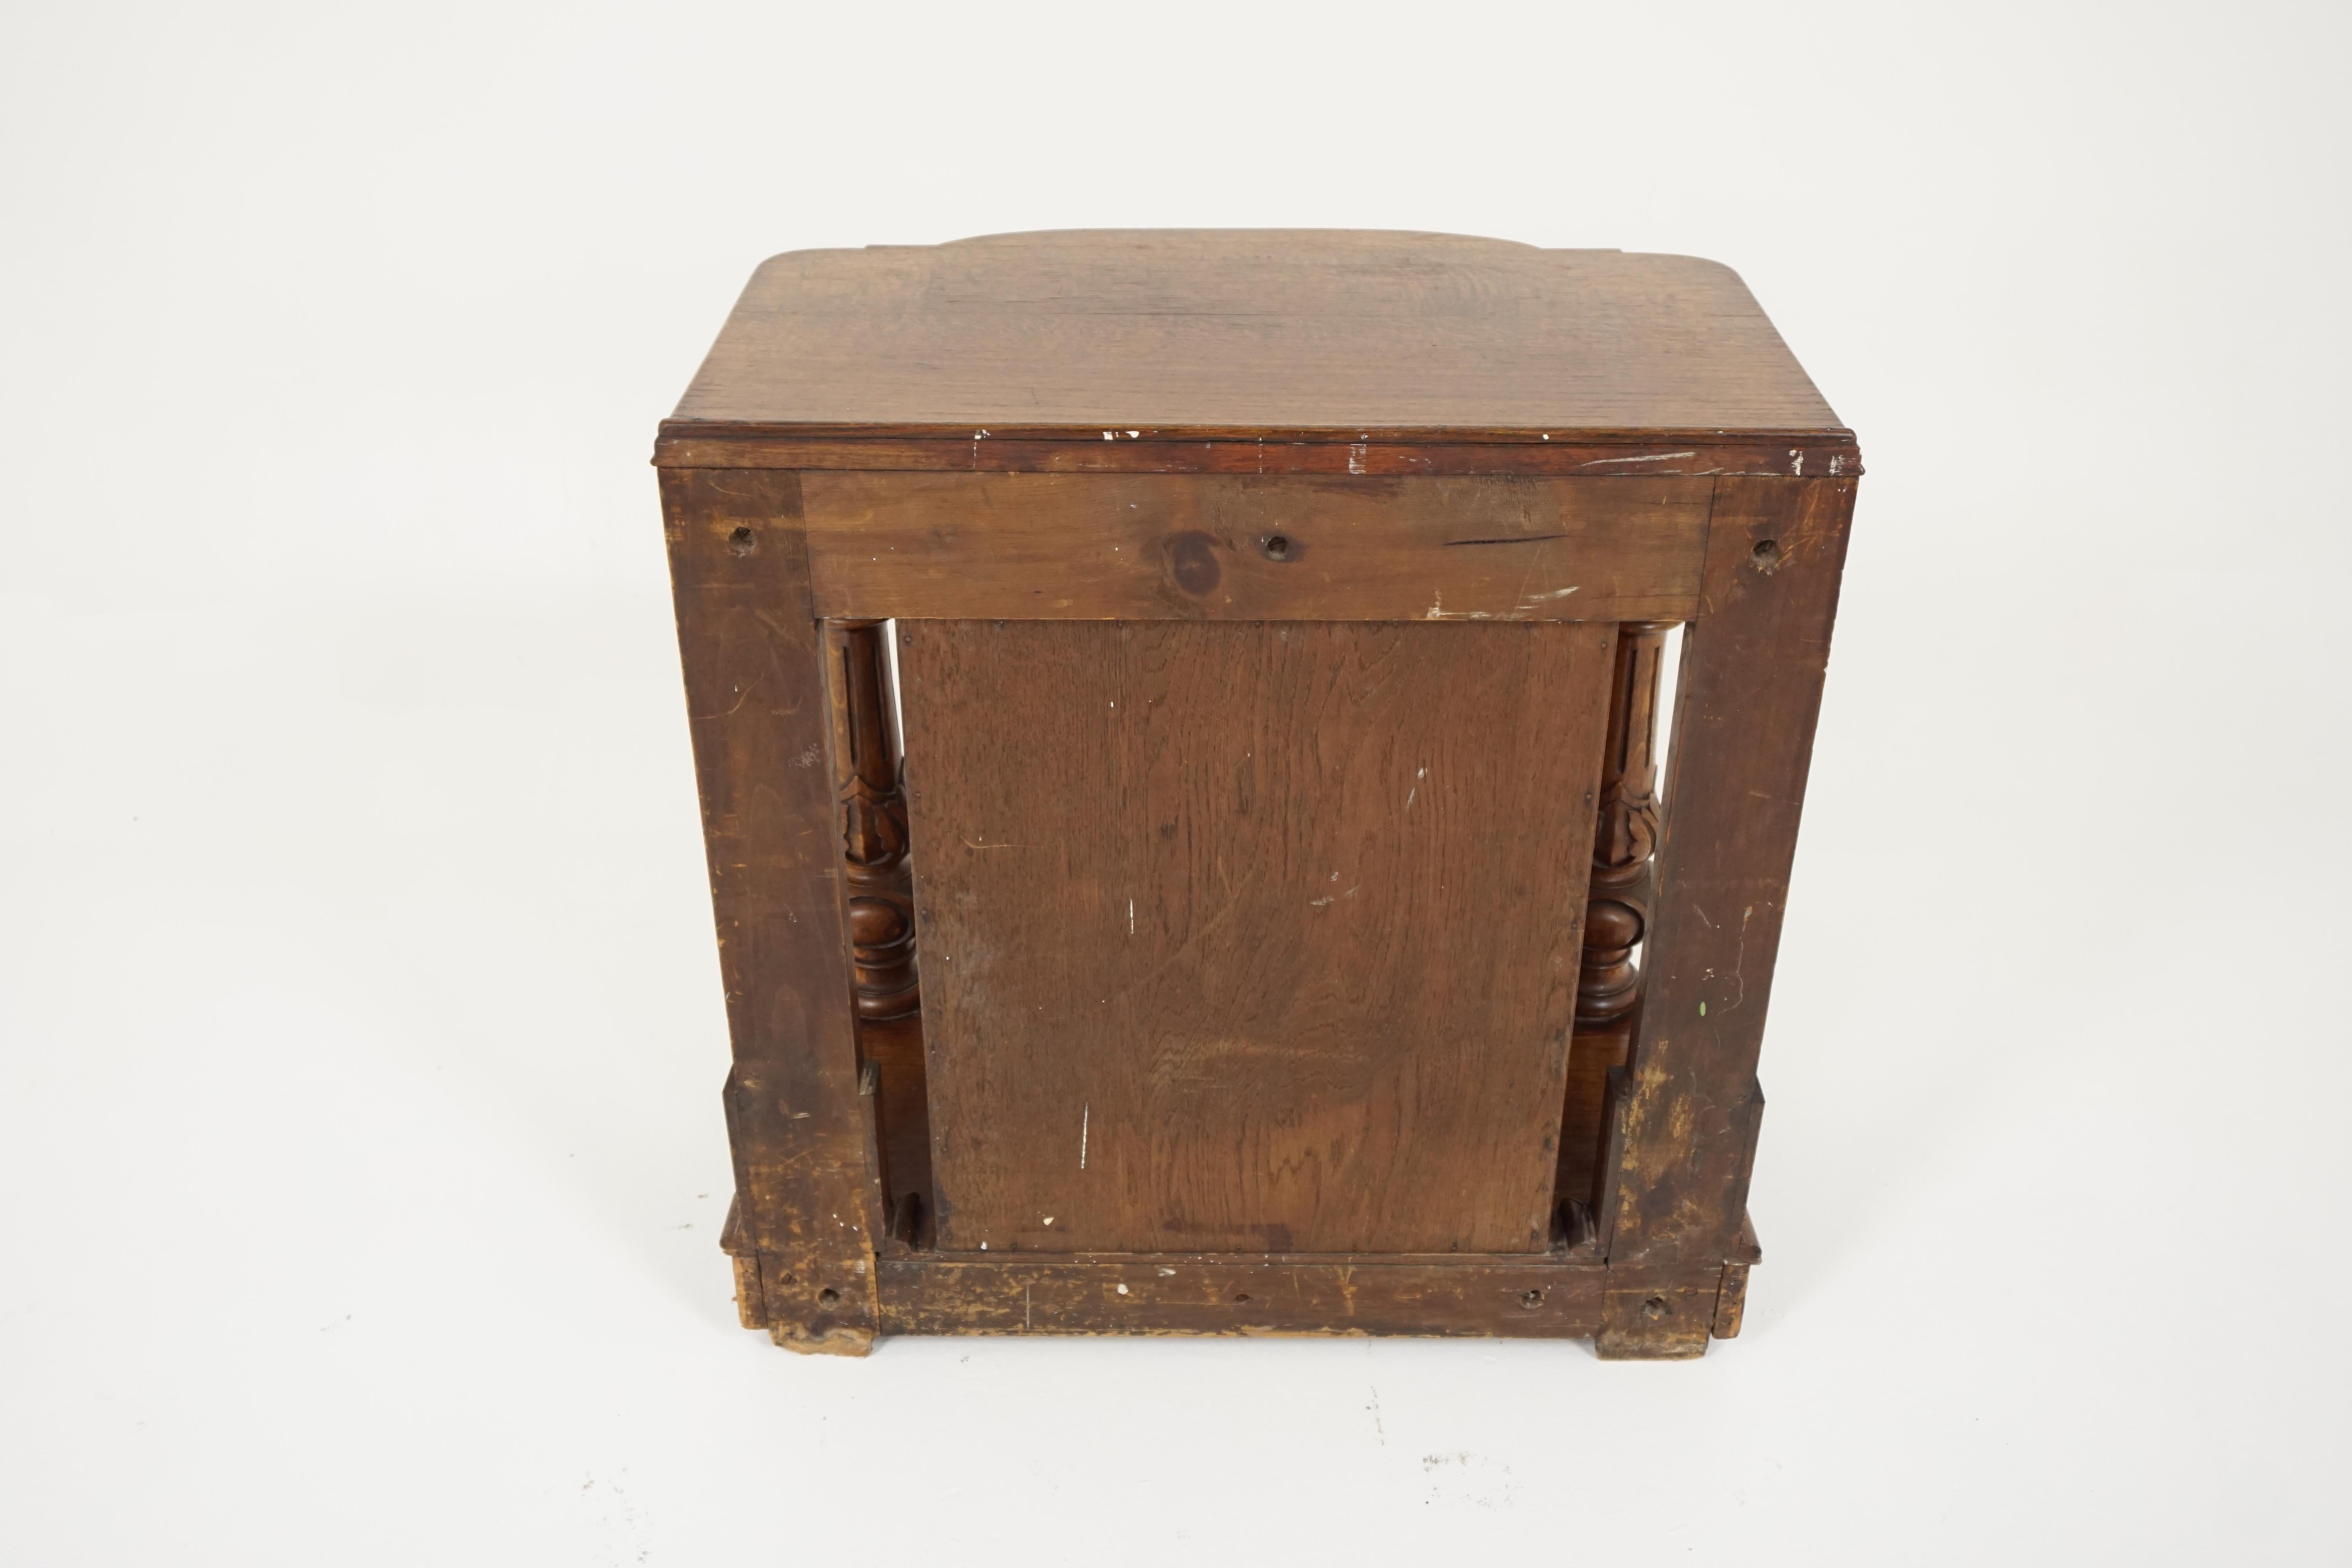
[4, 3, 2347, 1561]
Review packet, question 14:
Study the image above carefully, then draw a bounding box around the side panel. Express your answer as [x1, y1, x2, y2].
[661, 467, 884, 1353]
[1599, 475, 1857, 1267]
[898, 619, 1616, 1256]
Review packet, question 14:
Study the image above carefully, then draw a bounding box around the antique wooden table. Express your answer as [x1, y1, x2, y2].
[655, 230, 1859, 1357]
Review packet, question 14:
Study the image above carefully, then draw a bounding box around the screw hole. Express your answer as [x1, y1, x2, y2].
[1232, 1292, 1252, 1305]
[1520, 1289, 1544, 1310]
[816, 1287, 840, 1307]
[1641, 1294, 1668, 1321]
[1263, 534, 1291, 561]
[728, 526, 757, 556]
[1749, 537, 1780, 572]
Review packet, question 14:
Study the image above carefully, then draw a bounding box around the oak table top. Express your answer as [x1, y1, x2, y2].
[661, 229, 1850, 455]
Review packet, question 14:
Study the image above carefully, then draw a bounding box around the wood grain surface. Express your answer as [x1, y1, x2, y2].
[664, 230, 1848, 443]
[896, 619, 1615, 1256]
[657, 432, 1861, 479]
[801, 473, 1708, 622]
[659, 468, 885, 1353]
[1599, 475, 1857, 1267]
[662, 233, 1861, 1350]
[879, 1256, 1610, 1338]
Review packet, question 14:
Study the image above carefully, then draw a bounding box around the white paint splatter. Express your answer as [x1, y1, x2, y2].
[1789, 449, 1805, 476]
[1348, 443, 1368, 474]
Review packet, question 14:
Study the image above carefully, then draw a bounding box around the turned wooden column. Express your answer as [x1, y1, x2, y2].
[825, 620, 920, 1022]
[1578, 621, 1673, 1027]
[823, 619, 934, 1241]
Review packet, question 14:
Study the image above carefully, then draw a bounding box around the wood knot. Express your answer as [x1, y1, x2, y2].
[1167, 531, 1221, 595]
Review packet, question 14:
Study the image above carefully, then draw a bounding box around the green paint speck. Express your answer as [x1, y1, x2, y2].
[1699, 1001, 1708, 1016]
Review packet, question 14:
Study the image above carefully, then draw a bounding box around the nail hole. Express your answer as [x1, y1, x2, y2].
[1641, 1294, 1668, 1320]
[1232, 1292, 1252, 1304]
[1263, 534, 1291, 561]
[816, 1287, 840, 1307]
[1520, 1289, 1545, 1310]
[728, 526, 757, 556]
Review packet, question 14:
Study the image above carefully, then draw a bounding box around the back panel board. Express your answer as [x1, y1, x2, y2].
[897, 620, 1616, 1255]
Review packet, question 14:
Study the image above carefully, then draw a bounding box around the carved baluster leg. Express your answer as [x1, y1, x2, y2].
[823, 620, 932, 1242]
[1557, 621, 1674, 1214]
[1580, 620, 1671, 1028]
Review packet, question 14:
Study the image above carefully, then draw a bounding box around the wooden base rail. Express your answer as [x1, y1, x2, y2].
[723, 1198, 1756, 1357]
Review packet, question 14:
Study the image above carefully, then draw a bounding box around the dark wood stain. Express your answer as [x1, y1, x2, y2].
[660, 468, 884, 1355]
[658, 230, 1857, 1356]
[1599, 476, 1858, 1268]
[897, 619, 1613, 1256]
[663, 230, 1845, 439]
[656, 432, 1860, 479]
[800, 472, 1708, 622]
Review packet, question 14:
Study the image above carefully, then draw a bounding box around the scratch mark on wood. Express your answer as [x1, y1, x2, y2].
[1722, 906, 1754, 1012]
[1580, 450, 1696, 466]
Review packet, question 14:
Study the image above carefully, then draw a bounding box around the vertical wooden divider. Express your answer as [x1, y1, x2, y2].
[1594, 475, 1856, 1357]
[661, 467, 886, 1356]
